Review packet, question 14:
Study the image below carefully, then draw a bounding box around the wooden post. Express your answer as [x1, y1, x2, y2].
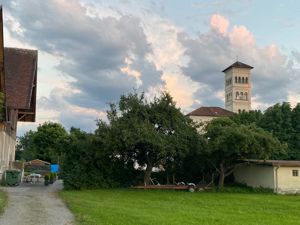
[0, 6, 5, 93]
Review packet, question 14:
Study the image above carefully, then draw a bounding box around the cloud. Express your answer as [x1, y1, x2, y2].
[3, 0, 164, 130]
[179, 14, 300, 110]
[210, 14, 229, 35]
[288, 92, 300, 108]
[3, 1, 300, 134]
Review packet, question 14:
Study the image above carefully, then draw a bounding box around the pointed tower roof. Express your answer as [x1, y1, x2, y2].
[222, 61, 253, 73]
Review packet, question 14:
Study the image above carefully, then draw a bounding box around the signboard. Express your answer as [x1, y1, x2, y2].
[50, 164, 59, 173]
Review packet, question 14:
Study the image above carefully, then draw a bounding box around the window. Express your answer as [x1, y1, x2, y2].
[226, 78, 232, 86]
[240, 92, 243, 100]
[238, 109, 241, 113]
[236, 92, 239, 99]
[246, 77, 248, 83]
[293, 170, 298, 177]
[242, 77, 245, 83]
[235, 77, 237, 83]
[238, 77, 241, 83]
[245, 92, 248, 100]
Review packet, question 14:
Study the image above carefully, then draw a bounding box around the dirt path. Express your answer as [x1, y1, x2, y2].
[0, 180, 74, 225]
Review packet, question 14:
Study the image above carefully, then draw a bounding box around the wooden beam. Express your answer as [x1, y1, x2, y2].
[0, 6, 4, 93]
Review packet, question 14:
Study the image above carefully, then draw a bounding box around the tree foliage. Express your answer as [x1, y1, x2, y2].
[231, 110, 263, 125]
[61, 123, 140, 189]
[231, 103, 300, 160]
[106, 92, 202, 185]
[17, 122, 67, 163]
[205, 118, 286, 187]
[16, 92, 298, 189]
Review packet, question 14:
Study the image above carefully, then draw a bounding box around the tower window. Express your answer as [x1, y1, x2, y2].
[245, 92, 248, 100]
[242, 77, 245, 83]
[235, 77, 237, 83]
[240, 92, 243, 100]
[238, 77, 241, 83]
[246, 77, 248, 83]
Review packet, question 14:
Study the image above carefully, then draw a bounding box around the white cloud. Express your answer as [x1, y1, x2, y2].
[288, 92, 300, 108]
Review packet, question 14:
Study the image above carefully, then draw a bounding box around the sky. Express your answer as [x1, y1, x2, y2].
[1, 0, 300, 136]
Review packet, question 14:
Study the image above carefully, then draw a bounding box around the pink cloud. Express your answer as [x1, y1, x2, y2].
[229, 25, 255, 47]
[210, 14, 229, 35]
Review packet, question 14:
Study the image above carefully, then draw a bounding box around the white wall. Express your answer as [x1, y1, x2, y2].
[234, 164, 275, 189]
[188, 115, 215, 133]
[277, 167, 300, 194]
[0, 130, 16, 177]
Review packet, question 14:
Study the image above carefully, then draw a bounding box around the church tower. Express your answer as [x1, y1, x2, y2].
[222, 61, 253, 113]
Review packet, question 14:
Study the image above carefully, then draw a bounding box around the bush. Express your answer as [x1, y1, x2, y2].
[49, 173, 55, 184]
[44, 174, 49, 181]
[209, 183, 274, 194]
[60, 128, 139, 190]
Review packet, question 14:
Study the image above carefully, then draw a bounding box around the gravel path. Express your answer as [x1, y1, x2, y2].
[0, 180, 74, 225]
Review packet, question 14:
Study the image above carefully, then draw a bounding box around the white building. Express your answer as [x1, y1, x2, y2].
[234, 160, 300, 194]
[223, 61, 253, 113]
[187, 61, 253, 126]
[186, 106, 234, 132]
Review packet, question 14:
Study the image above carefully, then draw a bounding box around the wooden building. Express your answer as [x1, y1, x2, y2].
[0, 7, 38, 176]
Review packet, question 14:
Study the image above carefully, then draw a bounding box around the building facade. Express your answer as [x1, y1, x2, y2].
[186, 106, 234, 132]
[0, 7, 38, 176]
[234, 160, 300, 194]
[223, 61, 253, 113]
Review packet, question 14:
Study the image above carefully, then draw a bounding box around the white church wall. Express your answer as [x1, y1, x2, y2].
[188, 115, 216, 133]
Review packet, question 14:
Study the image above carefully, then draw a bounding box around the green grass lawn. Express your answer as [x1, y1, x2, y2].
[60, 189, 300, 225]
[0, 190, 7, 214]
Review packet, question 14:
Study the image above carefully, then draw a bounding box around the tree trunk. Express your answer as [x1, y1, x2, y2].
[144, 162, 153, 186]
[218, 162, 225, 188]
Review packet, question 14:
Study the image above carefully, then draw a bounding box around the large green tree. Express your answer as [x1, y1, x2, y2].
[107, 92, 202, 185]
[17, 122, 67, 163]
[205, 118, 286, 187]
[291, 104, 300, 158]
[258, 102, 293, 146]
[258, 102, 300, 159]
[231, 110, 263, 125]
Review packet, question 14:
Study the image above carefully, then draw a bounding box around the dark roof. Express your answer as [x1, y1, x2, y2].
[222, 61, 253, 73]
[4, 47, 37, 122]
[25, 159, 51, 165]
[243, 159, 300, 167]
[186, 106, 234, 117]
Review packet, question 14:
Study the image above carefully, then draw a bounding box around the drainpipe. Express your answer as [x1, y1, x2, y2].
[275, 166, 279, 193]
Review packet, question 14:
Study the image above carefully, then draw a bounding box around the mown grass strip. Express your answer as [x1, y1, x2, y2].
[60, 189, 300, 225]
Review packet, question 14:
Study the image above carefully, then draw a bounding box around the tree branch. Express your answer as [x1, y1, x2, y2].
[208, 159, 221, 174]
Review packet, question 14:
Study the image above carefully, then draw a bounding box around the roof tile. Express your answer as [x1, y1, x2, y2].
[187, 106, 234, 117]
[4, 47, 37, 110]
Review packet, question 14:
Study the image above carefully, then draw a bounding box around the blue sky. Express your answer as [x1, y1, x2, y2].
[1, 0, 300, 135]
